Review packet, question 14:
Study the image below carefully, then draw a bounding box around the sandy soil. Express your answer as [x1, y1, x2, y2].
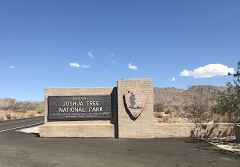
[17, 126, 39, 134]
[208, 138, 240, 155]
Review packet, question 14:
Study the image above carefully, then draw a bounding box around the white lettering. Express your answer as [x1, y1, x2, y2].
[88, 107, 103, 112]
[63, 101, 84, 107]
[86, 101, 99, 106]
[59, 108, 69, 112]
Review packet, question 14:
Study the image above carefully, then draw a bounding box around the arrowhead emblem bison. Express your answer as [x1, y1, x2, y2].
[124, 89, 146, 119]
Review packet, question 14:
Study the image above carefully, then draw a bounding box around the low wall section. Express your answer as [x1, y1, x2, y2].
[155, 122, 235, 139]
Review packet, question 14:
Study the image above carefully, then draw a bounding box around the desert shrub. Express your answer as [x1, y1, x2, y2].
[212, 61, 240, 123]
[5, 113, 11, 120]
[184, 96, 210, 123]
[0, 99, 44, 113]
[26, 111, 38, 118]
[154, 103, 164, 112]
[0, 114, 6, 121]
[34, 103, 44, 113]
[211, 112, 231, 123]
[170, 111, 178, 117]
[154, 112, 162, 118]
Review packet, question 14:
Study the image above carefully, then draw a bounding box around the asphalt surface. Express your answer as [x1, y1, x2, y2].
[0, 117, 44, 132]
[0, 131, 239, 167]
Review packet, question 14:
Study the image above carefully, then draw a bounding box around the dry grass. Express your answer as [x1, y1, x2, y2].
[170, 111, 178, 117]
[154, 112, 162, 118]
[0, 114, 6, 121]
[154, 101, 234, 123]
[0, 110, 39, 121]
[26, 110, 38, 118]
[154, 111, 188, 123]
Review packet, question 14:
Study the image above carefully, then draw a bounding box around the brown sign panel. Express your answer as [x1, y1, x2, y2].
[48, 96, 112, 121]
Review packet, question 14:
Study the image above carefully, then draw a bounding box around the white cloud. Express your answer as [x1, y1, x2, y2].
[9, 66, 16, 69]
[180, 64, 234, 78]
[69, 62, 90, 69]
[88, 51, 94, 59]
[128, 63, 138, 70]
[69, 63, 80, 68]
[171, 77, 176, 82]
[180, 69, 190, 76]
[80, 64, 90, 68]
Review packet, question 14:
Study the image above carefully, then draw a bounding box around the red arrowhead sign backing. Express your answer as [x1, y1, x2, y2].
[124, 89, 146, 118]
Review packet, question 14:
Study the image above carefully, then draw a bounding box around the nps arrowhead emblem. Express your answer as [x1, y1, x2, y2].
[124, 89, 146, 119]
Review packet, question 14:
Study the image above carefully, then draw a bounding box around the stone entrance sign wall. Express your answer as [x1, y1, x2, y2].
[39, 88, 117, 137]
[39, 78, 236, 139]
[39, 79, 154, 138]
[117, 79, 154, 138]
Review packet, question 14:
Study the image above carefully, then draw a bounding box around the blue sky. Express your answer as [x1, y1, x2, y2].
[0, 0, 239, 101]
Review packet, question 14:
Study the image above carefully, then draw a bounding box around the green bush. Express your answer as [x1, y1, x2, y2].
[212, 61, 240, 123]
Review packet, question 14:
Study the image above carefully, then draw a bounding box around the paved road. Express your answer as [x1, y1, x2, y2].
[0, 116, 44, 132]
[0, 131, 239, 167]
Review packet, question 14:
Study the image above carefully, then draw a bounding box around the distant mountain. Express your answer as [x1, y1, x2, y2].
[154, 85, 225, 107]
[153, 85, 227, 123]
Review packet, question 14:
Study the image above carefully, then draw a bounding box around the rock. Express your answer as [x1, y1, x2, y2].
[235, 125, 240, 142]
